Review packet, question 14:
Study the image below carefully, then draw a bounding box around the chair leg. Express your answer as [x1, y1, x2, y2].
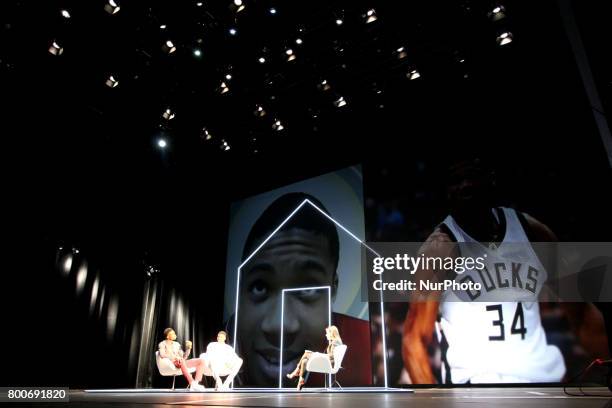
[331, 373, 342, 390]
[172, 376, 176, 390]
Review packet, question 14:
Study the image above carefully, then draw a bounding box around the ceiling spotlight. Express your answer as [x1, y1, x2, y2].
[489, 5, 506, 21]
[145, 265, 160, 278]
[336, 18, 343, 26]
[225, 73, 232, 80]
[162, 108, 175, 120]
[162, 40, 176, 54]
[272, 119, 284, 131]
[258, 56, 266, 63]
[407, 68, 421, 80]
[496, 31, 513, 46]
[396, 46, 408, 59]
[254, 104, 266, 117]
[334, 96, 347, 108]
[295, 38, 303, 45]
[229, 27, 237, 36]
[318, 79, 331, 91]
[220, 139, 231, 151]
[61, 9, 71, 19]
[159, 24, 167, 29]
[48, 41, 64, 56]
[365, 8, 378, 23]
[269, 7, 277, 15]
[231, 0, 245, 12]
[201, 127, 213, 140]
[196, 2, 203, 6]
[193, 48, 202, 57]
[105, 75, 119, 88]
[286, 48, 296, 61]
[104, 0, 120, 15]
[219, 81, 230, 94]
[157, 139, 167, 148]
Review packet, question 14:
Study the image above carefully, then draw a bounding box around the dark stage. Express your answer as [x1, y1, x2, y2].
[53, 388, 612, 408]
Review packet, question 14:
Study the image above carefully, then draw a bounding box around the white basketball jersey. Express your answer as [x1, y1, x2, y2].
[439, 207, 566, 383]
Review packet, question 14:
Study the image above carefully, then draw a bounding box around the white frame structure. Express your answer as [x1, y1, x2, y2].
[279, 286, 332, 389]
[232, 199, 388, 389]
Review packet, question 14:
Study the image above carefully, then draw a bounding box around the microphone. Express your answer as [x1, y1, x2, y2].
[595, 359, 612, 366]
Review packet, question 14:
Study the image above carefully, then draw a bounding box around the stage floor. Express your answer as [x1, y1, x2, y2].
[56, 387, 612, 407]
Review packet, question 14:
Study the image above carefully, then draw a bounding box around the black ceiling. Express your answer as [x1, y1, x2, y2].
[3, 0, 611, 256]
[5, 0, 608, 171]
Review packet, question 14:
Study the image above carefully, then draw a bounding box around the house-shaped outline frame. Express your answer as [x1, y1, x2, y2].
[231, 198, 388, 388]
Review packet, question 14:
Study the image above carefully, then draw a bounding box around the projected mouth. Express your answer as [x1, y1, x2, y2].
[255, 349, 300, 382]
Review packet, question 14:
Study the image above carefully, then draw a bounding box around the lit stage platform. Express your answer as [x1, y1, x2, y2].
[85, 387, 413, 394]
[66, 387, 612, 407]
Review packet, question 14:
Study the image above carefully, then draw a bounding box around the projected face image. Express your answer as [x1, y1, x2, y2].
[238, 228, 337, 386]
[446, 159, 494, 213]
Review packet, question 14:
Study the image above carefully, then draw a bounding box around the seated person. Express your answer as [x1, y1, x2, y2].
[206, 331, 243, 390]
[158, 328, 206, 391]
[287, 325, 343, 390]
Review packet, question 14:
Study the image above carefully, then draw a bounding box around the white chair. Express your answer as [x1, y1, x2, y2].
[305, 344, 348, 389]
[155, 351, 196, 390]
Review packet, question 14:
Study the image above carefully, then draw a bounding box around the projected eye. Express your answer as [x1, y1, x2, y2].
[297, 288, 319, 300]
[248, 280, 269, 301]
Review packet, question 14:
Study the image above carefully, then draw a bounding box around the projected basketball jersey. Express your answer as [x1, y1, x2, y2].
[438, 207, 566, 383]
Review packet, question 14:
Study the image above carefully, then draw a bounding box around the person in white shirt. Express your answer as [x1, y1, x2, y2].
[158, 328, 206, 391]
[206, 331, 243, 390]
